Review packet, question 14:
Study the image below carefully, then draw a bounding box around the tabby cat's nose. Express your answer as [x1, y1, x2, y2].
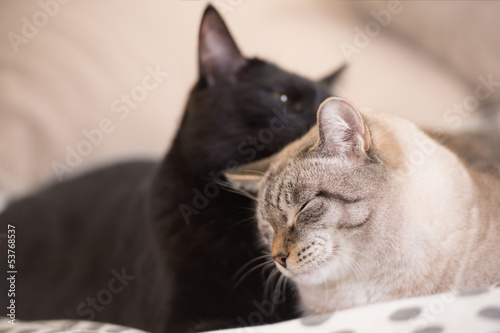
[273, 253, 289, 268]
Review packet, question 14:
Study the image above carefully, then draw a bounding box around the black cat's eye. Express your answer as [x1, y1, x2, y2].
[273, 91, 288, 103]
[272, 90, 304, 112]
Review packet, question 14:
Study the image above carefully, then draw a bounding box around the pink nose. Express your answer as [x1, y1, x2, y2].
[272, 253, 289, 268]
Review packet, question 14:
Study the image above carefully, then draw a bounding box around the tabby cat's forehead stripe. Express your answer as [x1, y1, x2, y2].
[264, 181, 274, 208]
[284, 180, 293, 205]
[277, 181, 284, 211]
[276, 174, 292, 212]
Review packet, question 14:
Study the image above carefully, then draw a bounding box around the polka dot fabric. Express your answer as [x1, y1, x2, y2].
[1, 283, 499, 333]
[0, 320, 146, 333]
[214, 284, 500, 333]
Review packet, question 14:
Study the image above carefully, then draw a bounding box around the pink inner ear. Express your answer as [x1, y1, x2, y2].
[317, 98, 371, 160]
[198, 8, 246, 85]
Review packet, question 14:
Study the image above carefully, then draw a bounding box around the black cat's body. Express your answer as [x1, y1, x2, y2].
[0, 6, 340, 333]
[0, 162, 167, 332]
[151, 59, 336, 332]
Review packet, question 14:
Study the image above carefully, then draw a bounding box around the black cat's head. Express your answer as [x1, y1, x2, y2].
[177, 5, 344, 173]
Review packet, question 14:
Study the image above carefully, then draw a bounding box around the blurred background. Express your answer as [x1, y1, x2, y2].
[1, 0, 499, 199]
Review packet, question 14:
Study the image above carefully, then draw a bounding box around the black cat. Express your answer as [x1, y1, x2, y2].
[0, 5, 342, 333]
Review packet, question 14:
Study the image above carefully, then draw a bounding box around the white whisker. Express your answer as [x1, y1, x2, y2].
[233, 261, 274, 289]
[232, 254, 272, 281]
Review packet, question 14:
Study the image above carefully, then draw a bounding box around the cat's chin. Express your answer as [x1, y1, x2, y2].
[290, 271, 332, 286]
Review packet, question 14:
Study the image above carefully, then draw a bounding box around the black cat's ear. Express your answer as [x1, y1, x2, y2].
[318, 64, 347, 87]
[224, 155, 274, 195]
[317, 97, 371, 163]
[198, 5, 247, 86]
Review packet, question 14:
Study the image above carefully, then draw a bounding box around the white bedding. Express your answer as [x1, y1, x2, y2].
[2, 284, 499, 333]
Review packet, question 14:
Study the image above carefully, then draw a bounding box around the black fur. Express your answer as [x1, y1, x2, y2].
[0, 5, 341, 333]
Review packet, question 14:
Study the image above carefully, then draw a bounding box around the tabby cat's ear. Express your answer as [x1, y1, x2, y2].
[224, 155, 275, 195]
[317, 97, 372, 163]
[198, 5, 247, 86]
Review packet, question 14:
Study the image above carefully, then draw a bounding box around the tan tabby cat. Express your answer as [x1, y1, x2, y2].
[226, 97, 500, 315]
